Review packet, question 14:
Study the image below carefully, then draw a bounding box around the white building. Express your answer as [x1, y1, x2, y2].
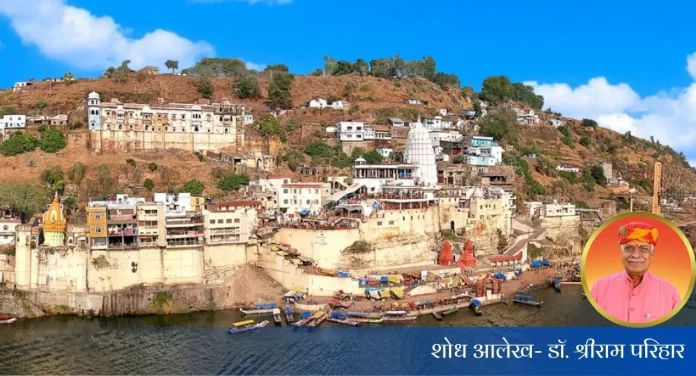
[376, 148, 393, 158]
[278, 182, 331, 215]
[203, 200, 260, 244]
[308, 98, 344, 110]
[543, 202, 577, 217]
[404, 117, 438, 187]
[439, 108, 448, 116]
[556, 165, 580, 173]
[153, 192, 192, 214]
[549, 119, 565, 128]
[0, 211, 20, 246]
[430, 130, 463, 147]
[243, 114, 254, 125]
[388, 118, 405, 127]
[336, 121, 366, 142]
[0, 115, 26, 133]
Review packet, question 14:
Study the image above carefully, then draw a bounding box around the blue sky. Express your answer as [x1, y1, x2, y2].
[1, 0, 696, 161]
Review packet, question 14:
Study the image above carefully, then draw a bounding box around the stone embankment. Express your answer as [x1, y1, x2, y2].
[0, 265, 284, 318]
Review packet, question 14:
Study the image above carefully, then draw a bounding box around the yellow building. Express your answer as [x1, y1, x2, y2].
[86, 204, 108, 249]
[42, 193, 67, 246]
[190, 196, 206, 212]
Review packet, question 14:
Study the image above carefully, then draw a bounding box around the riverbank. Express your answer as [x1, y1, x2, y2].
[0, 265, 286, 319]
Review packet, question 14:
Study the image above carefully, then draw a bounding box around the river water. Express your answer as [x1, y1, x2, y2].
[0, 287, 694, 374]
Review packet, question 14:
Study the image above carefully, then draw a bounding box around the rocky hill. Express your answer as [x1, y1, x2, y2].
[1, 72, 695, 217]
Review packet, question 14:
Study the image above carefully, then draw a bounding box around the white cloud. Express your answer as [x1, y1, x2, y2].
[526, 55, 696, 161]
[0, 0, 214, 71]
[245, 61, 267, 71]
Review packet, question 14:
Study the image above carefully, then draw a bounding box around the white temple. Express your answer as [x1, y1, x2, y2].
[404, 117, 438, 187]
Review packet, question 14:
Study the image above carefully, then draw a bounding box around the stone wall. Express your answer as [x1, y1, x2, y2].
[89, 130, 238, 152]
[16, 243, 252, 293]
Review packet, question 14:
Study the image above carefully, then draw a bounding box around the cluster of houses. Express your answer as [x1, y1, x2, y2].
[0, 114, 69, 138]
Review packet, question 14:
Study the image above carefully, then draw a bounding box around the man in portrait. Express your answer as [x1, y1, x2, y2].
[590, 222, 681, 323]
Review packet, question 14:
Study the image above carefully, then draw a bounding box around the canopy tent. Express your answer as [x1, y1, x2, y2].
[390, 287, 404, 299]
[387, 275, 403, 284]
[378, 289, 391, 298]
[472, 299, 482, 307]
[367, 289, 381, 299]
[326, 184, 364, 203]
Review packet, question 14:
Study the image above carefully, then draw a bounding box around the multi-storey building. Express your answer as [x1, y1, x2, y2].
[136, 201, 166, 247]
[203, 200, 261, 244]
[465, 136, 504, 166]
[86, 92, 252, 152]
[152, 193, 205, 247]
[278, 182, 331, 216]
[335, 121, 367, 142]
[87, 194, 145, 250]
[0, 210, 20, 246]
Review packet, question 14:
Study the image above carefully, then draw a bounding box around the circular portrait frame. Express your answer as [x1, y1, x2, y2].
[581, 212, 696, 328]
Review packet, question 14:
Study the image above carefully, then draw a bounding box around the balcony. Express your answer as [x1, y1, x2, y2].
[166, 240, 205, 248]
[166, 219, 204, 227]
[107, 228, 138, 236]
[166, 230, 204, 238]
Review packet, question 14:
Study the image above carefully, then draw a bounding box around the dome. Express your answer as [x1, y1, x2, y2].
[88, 91, 100, 99]
[42, 192, 66, 233]
[354, 157, 367, 165]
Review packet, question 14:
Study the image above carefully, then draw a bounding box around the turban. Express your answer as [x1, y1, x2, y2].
[617, 222, 659, 245]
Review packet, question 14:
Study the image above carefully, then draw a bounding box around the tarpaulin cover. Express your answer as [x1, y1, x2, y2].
[380, 276, 388, 283]
[270, 245, 279, 251]
[276, 251, 288, 256]
[256, 303, 277, 309]
[378, 289, 391, 298]
[472, 299, 482, 307]
[387, 275, 402, 283]
[337, 271, 351, 278]
[300, 311, 311, 318]
[331, 312, 348, 319]
[369, 290, 381, 299]
[391, 287, 404, 299]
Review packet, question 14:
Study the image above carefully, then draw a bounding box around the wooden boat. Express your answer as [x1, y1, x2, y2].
[240, 302, 278, 315]
[306, 311, 326, 328]
[470, 300, 483, 316]
[513, 294, 543, 307]
[432, 312, 443, 320]
[328, 312, 360, 326]
[442, 307, 459, 316]
[272, 308, 282, 324]
[383, 311, 416, 322]
[292, 311, 313, 327]
[228, 319, 269, 334]
[351, 317, 384, 324]
[284, 306, 295, 323]
[0, 315, 17, 325]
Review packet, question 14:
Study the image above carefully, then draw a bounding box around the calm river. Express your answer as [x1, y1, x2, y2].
[0, 287, 694, 374]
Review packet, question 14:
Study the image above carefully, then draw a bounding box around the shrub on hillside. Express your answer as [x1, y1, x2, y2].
[0, 133, 38, 156]
[181, 179, 205, 195]
[217, 174, 250, 192]
[39, 128, 67, 153]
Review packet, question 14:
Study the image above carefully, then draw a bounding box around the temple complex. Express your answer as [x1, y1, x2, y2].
[42, 193, 66, 247]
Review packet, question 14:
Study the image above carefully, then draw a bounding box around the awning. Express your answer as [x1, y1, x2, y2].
[368, 290, 381, 299]
[270, 245, 280, 251]
[379, 289, 391, 298]
[326, 184, 364, 203]
[391, 287, 404, 299]
[387, 275, 402, 284]
[276, 251, 288, 256]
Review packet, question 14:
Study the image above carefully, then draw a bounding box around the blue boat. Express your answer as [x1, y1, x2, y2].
[293, 311, 313, 327]
[240, 302, 277, 315]
[470, 299, 483, 316]
[228, 320, 269, 334]
[328, 312, 360, 326]
[284, 306, 295, 323]
[513, 294, 543, 307]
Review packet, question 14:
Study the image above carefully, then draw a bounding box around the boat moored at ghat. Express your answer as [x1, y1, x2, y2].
[240, 303, 278, 316]
[0, 315, 17, 325]
[328, 312, 360, 326]
[513, 294, 543, 307]
[228, 320, 270, 334]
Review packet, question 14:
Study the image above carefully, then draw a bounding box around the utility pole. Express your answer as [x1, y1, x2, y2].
[652, 162, 662, 216]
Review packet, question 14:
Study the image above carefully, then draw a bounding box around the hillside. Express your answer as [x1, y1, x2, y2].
[2, 73, 696, 217]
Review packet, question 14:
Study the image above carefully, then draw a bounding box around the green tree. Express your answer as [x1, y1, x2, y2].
[421, 56, 437, 81]
[165, 60, 179, 73]
[480, 76, 514, 104]
[453, 155, 464, 164]
[234, 74, 261, 99]
[62, 196, 77, 211]
[323, 56, 337, 76]
[0, 133, 38, 156]
[257, 114, 287, 142]
[433, 72, 460, 88]
[217, 174, 250, 192]
[479, 108, 517, 141]
[362, 150, 384, 164]
[181, 179, 205, 195]
[511, 83, 544, 109]
[35, 99, 47, 110]
[268, 71, 294, 109]
[265, 64, 289, 72]
[143, 178, 155, 191]
[67, 162, 88, 186]
[183, 58, 248, 77]
[461, 86, 475, 99]
[196, 78, 213, 99]
[148, 162, 158, 171]
[311, 69, 323, 76]
[590, 165, 608, 187]
[62, 72, 74, 81]
[40, 167, 65, 193]
[354, 59, 369, 75]
[579, 136, 591, 147]
[0, 182, 49, 221]
[39, 128, 67, 153]
[304, 140, 335, 164]
[581, 118, 598, 127]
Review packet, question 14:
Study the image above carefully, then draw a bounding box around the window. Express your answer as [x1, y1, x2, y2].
[306, 200, 310, 205]
[210, 220, 215, 224]
[96, 227, 102, 233]
[283, 200, 288, 204]
[388, 221, 394, 225]
[226, 219, 232, 223]
[95, 214, 102, 220]
[377, 221, 382, 226]
[217, 219, 223, 224]
[283, 179, 289, 184]
[234, 218, 240, 223]
[315, 189, 319, 194]
[283, 189, 288, 193]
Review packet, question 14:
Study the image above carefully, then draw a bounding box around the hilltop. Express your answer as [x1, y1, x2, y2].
[1, 64, 695, 218]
